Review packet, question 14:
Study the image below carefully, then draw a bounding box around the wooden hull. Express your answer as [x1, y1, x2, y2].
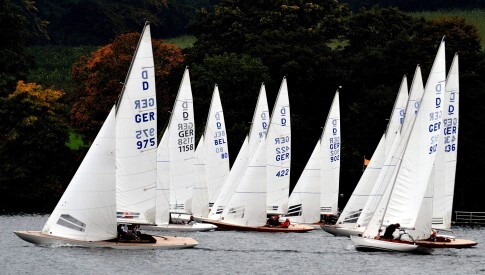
[140, 223, 217, 232]
[351, 236, 433, 254]
[320, 224, 361, 237]
[202, 220, 314, 233]
[416, 238, 478, 248]
[14, 231, 198, 250]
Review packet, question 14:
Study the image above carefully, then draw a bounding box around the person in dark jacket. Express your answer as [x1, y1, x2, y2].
[382, 223, 400, 239]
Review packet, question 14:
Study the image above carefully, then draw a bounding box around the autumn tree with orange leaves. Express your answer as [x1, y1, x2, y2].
[0, 81, 73, 212]
[70, 33, 185, 142]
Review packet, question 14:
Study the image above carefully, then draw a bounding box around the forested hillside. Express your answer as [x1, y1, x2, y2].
[1, 0, 484, 213]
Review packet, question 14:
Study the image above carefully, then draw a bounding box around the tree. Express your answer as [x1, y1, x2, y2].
[190, 53, 270, 157]
[70, 32, 185, 142]
[0, 0, 43, 92]
[0, 81, 72, 212]
[188, 0, 350, 182]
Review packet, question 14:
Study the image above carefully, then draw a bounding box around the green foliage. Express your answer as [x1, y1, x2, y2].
[408, 9, 485, 49]
[26, 45, 98, 92]
[191, 53, 270, 154]
[165, 35, 197, 49]
[188, 0, 351, 180]
[0, 81, 73, 212]
[33, 0, 219, 45]
[0, 0, 34, 92]
[188, 4, 485, 210]
[66, 130, 85, 150]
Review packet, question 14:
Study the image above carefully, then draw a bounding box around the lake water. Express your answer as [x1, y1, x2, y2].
[1, 215, 484, 274]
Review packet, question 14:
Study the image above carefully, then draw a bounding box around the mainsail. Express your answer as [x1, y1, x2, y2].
[116, 23, 157, 224]
[320, 91, 341, 215]
[158, 68, 195, 215]
[202, 85, 230, 206]
[432, 53, 459, 229]
[266, 77, 291, 215]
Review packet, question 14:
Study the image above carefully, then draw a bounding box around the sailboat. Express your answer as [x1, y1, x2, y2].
[415, 53, 476, 248]
[201, 78, 313, 232]
[351, 40, 446, 254]
[322, 75, 409, 236]
[141, 68, 216, 232]
[203, 84, 270, 222]
[192, 85, 230, 218]
[287, 90, 340, 225]
[15, 23, 198, 248]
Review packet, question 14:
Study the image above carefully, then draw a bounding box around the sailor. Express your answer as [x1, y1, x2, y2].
[187, 216, 196, 225]
[279, 218, 290, 228]
[382, 223, 400, 239]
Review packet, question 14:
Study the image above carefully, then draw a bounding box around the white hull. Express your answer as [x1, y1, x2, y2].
[321, 225, 362, 237]
[140, 223, 217, 232]
[15, 231, 197, 250]
[350, 236, 433, 254]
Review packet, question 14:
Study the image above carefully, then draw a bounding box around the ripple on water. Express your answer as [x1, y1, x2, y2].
[1, 215, 484, 274]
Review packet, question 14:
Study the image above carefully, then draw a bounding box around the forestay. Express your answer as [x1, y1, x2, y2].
[432, 53, 459, 229]
[320, 91, 341, 215]
[116, 23, 157, 224]
[266, 78, 291, 215]
[43, 107, 117, 241]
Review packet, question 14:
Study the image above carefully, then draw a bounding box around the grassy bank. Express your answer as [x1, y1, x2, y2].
[27, 45, 98, 91]
[408, 9, 485, 48]
[165, 35, 196, 49]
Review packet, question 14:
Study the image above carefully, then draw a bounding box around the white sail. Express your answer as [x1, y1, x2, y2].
[287, 142, 321, 223]
[192, 136, 209, 217]
[249, 84, 270, 154]
[155, 130, 170, 225]
[432, 53, 459, 229]
[338, 78, 407, 227]
[116, 24, 157, 224]
[161, 68, 195, 214]
[221, 139, 267, 226]
[384, 76, 409, 155]
[208, 85, 269, 220]
[356, 66, 424, 229]
[320, 90, 341, 215]
[364, 41, 446, 238]
[266, 77, 291, 215]
[203, 85, 230, 206]
[43, 107, 117, 241]
[337, 136, 385, 228]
